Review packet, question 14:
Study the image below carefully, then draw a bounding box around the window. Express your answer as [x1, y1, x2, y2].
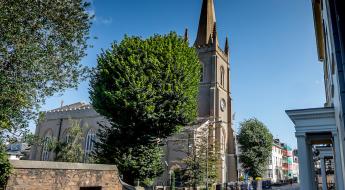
[221, 133, 225, 152]
[84, 129, 96, 162]
[220, 66, 225, 87]
[41, 130, 53, 161]
[62, 129, 70, 143]
[200, 64, 204, 82]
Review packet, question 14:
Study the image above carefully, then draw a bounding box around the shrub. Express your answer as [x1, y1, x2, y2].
[0, 145, 12, 188]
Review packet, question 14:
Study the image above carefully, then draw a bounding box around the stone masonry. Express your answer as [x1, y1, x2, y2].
[6, 160, 123, 190]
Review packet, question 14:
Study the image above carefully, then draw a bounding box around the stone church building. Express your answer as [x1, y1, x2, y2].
[30, 0, 238, 183]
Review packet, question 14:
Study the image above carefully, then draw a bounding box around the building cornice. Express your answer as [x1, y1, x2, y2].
[286, 107, 337, 136]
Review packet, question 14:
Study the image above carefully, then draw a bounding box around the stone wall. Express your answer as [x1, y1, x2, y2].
[6, 160, 123, 190]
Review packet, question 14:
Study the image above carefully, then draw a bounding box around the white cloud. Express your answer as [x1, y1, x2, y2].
[97, 17, 113, 25]
[86, 1, 112, 25]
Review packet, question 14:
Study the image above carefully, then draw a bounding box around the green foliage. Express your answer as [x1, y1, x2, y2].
[238, 118, 273, 178]
[171, 171, 176, 190]
[90, 32, 200, 144]
[94, 129, 164, 184]
[90, 32, 200, 185]
[0, 139, 12, 188]
[180, 127, 219, 188]
[0, 0, 92, 134]
[120, 145, 164, 183]
[55, 120, 84, 163]
[24, 120, 85, 163]
[141, 178, 154, 187]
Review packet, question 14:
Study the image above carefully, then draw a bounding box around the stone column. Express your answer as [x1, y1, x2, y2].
[332, 132, 345, 189]
[296, 133, 314, 190]
[320, 157, 327, 190]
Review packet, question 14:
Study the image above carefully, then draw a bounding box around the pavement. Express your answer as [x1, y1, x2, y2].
[271, 184, 300, 190]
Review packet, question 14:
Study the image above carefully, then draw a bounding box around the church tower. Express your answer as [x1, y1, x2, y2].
[195, 0, 237, 182]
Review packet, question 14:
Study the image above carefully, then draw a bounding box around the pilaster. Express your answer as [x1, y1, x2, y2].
[332, 131, 345, 189]
[320, 158, 327, 190]
[295, 133, 314, 190]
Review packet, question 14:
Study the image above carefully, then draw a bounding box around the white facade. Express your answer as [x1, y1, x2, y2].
[286, 107, 344, 190]
[266, 143, 283, 183]
[285, 0, 345, 189]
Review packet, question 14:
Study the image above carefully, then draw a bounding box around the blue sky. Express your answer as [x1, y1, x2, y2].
[39, 0, 325, 148]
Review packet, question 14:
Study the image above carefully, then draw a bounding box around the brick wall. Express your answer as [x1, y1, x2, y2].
[6, 160, 123, 190]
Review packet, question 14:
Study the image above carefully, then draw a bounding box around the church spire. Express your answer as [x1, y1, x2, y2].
[212, 22, 218, 48]
[194, 0, 218, 47]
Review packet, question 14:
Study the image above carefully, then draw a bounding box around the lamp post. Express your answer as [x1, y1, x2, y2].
[206, 131, 209, 190]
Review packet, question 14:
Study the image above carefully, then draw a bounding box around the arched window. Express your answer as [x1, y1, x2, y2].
[41, 130, 53, 161]
[220, 66, 225, 87]
[62, 129, 70, 143]
[84, 129, 96, 162]
[221, 133, 225, 152]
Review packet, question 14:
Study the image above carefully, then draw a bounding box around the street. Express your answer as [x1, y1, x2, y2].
[271, 184, 300, 190]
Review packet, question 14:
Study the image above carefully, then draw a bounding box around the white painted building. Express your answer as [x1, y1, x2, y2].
[286, 0, 345, 189]
[266, 140, 283, 183]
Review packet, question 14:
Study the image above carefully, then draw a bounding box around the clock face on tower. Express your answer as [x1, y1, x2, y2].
[220, 99, 226, 112]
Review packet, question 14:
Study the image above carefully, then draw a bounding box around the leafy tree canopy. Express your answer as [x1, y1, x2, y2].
[90, 32, 200, 144]
[93, 125, 164, 185]
[90, 32, 201, 184]
[238, 118, 273, 178]
[0, 0, 92, 134]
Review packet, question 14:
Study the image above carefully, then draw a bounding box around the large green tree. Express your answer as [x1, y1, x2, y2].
[238, 118, 273, 178]
[0, 0, 92, 134]
[90, 32, 201, 185]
